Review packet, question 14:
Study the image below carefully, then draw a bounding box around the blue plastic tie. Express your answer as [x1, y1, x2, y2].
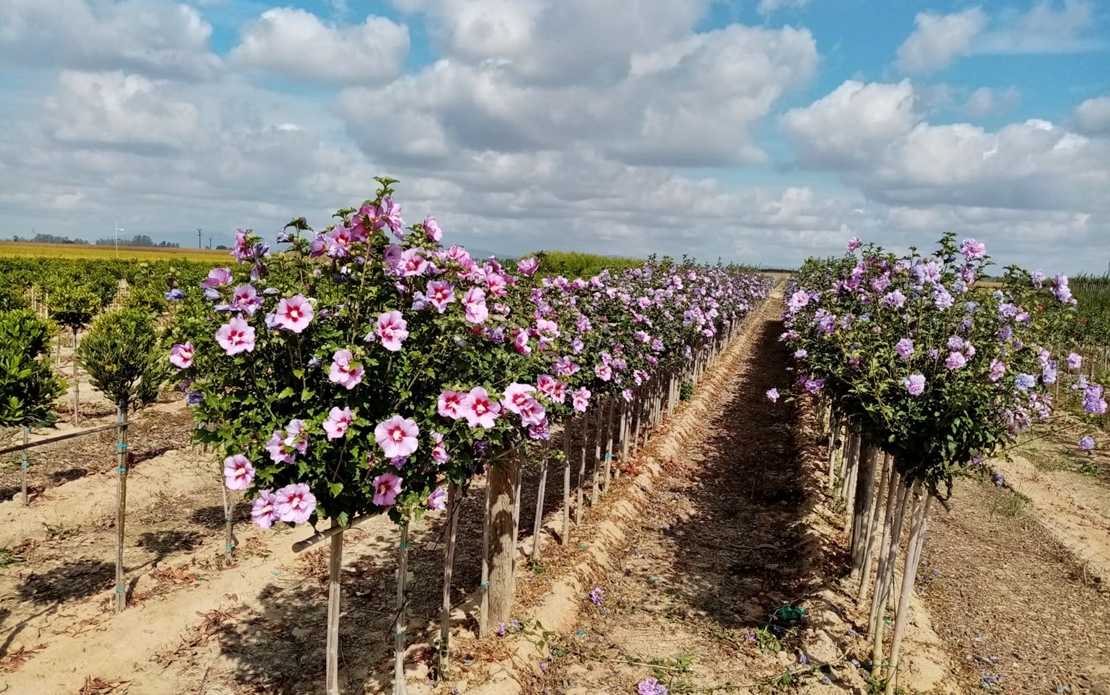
[117, 467, 128, 473]
[480, 582, 490, 588]
[21, 462, 29, 468]
[23, 427, 29, 433]
[116, 443, 128, 450]
[396, 632, 405, 638]
[116, 588, 126, 594]
[400, 542, 411, 548]
[604, 454, 613, 460]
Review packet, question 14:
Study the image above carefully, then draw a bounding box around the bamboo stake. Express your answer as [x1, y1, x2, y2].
[870, 477, 909, 678]
[326, 529, 344, 695]
[885, 492, 931, 695]
[394, 524, 410, 695]
[222, 485, 237, 561]
[114, 407, 129, 613]
[439, 482, 460, 673]
[72, 328, 80, 425]
[827, 411, 841, 490]
[576, 413, 588, 524]
[603, 394, 615, 493]
[850, 444, 879, 573]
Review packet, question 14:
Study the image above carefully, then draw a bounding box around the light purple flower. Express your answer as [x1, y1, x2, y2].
[170, 342, 195, 369]
[463, 287, 489, 324]
[438, 390, 464, 419]
[847, 236, 862, 252]
[572, 387, 591, 412]
[766, 388, 780, 403]
[424, 216, 442, 242]
[431, 432, 450, 464]
[946, 351, 967, 370]
[1015, 373, 1036, 391]
[895, 338, 914, 360]
[223, 455, 254, 491]
[251, 490, 279, 529]
[375, 416, 420, 459]
[989, 359, 1006, 382]
[462, 387, 501, 428]
[275, 483, 316, 524]
[904, 374, 926, 396]
[794, 349, 808, 359]
[638, 678, 668, 695]
[231, 285, 263, 316]
[517, 257, 540, 277]
[428, 486, 448, 511]
[201, 268, 232, 289]
[959, 238, 986, 260]
[427, 281, 455, 313]
[589, 588, 604, 606]
[502, 383, 537, 415]
[1079, 436, 1096, 451]
[881, 290, 906, 308]
[1068, 352, 1082, 370]
[373, 473, 403, 506]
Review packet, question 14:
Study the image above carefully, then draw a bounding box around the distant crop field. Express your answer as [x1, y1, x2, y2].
[0, 242, 229, 262]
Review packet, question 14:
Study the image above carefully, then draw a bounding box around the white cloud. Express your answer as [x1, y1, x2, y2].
[782, 79, 1110, 216]
[1073, 96, 1110, 136]
[230, 8, 410, 83]
[0, 0, 219, 80]
[337, 22, 818, 169]
[756, 0, 810, 15]
[895, 8, 986, 74]
[964, 86, 1021, 117]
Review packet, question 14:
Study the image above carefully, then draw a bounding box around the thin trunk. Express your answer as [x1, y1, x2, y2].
[857, 453, 891, 603]
[850, 444, 880, 574]
[511, 455, 523, 578]
[532, 458, 548, 562]
[20, 427, 29, 507]
[885, 492, 931, 695]
[576, 413, 587, 524]
[842, 430, 861, 522]
[326, 529, 344, 695]
[827, 411, 841, 490]
[603, 395, 615, 493]
[439, 482, 460, 673]
[487, 455, 520, 631]
[870, 478, 909, 678]
[394, 524, 410, 695]
[479, 466, 492, 637]
[591, 399, 603, 506]
[562, 424, 571, 545]
[72, 328, 79, 425]
[222, 485, 237, 560]
[115, 408, 129, 613]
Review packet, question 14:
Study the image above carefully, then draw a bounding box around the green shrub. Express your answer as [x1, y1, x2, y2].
[0, 310, 65, 426]
[77, 308, 170, 412]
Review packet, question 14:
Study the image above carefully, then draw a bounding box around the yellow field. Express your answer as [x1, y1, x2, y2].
[0, 242, 229, 262]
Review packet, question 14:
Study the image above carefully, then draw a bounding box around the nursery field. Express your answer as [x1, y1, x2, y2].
[0, 242, 231, 262]
[3, 204, 1109, 695]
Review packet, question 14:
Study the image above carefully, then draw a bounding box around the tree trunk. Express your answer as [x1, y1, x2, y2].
[857, 453, 891, 602]
[222, 484, 238, 561]
[827, 411, 841, 490]
[326, 529, 343, 695]
[486, 455, 520, 632]
[576, 414, 588, 524]
[479, 466, 492, 637]
[885, 491, 932, 695]
[532, 457, 548, 562]
[394, 524, 410, 695]
[603, 394, 616, 493]
[870, 475, 909, 678]
[562, 424, 571, 545]
[850, 444, 879, 573]
[20, 427, 28, 507]
[72, 328, 80, 425]
[439, 482, 460, 673]
[841, 429, 861, 521]
[591, 398, 603, 506]
[115, 407, 129, 613]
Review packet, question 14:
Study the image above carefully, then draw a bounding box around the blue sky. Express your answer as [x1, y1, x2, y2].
[1, 0, 1108, 272]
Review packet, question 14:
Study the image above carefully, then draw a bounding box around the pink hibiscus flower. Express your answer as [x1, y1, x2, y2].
[223, 454, 254, 491]
[251, 490, 279, 529]
[275, 295, 314, 333]
[323, 406, 353, 441]
[501, 383, 536, 415]
[374, 415, 420, 459]
[438, 390, 465, 419]
[215, 317, 256, 355]
[462, 387, 501, 428]
[372, 472, 403, 506]
[170, 342, 194, 369]
[376, 311, 409, 352]
[329, 349, 364, 389]
[275, 483, 316, 524]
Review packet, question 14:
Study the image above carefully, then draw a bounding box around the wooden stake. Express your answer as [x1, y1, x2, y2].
[394, 524, 410, 695]
[850, 444, 879, 573]
[439, 482, 460, 673]
[576, 413, 587, 525]
[487, 454, 520, 631]
[603, 394, 615, 493]
[222, 484, 237, 561]
[114, 407, 129, 613]
[870, 476, 909, 678]
[591, 398, 603, 506]
[857, 453, 891, 602]
[72, 328, 80, 425]
[326, 529, 344, 695]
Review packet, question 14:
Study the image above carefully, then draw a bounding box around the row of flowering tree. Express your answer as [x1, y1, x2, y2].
[167, 178, 772, 695]
[776, 233, 1104, 694]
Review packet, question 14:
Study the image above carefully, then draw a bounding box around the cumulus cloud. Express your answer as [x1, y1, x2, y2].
[0, 0, 219, 80]
[1073, 96, 1110, 136]
[895, 8, 986, 74]
[964, 86, 1021, 117]
[337, 21, 818, 169]
[782, 79, 1110, 216]
[756, 0, 811, 15]
[230, 8, 410, 84]
[896, 1, 1102, 74]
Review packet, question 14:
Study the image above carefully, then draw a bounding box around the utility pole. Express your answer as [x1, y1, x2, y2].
[197, 228, 203, 249]
[114, 221, 124, 259]
[208, 235, 213, 250]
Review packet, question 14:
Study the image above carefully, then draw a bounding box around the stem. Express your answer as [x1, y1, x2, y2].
[576, 413, 587, 525]
[857, 453, 891, 602]
[532, 457, 548, 562]
[870, 472, 907, 678]
[479, 465, 492, 638]
[591, 399, 603, 507]
[885, 490, 931, 695]
[115, 407, 129, 613]
[850, 444, 879, 575]
[222, 484, 237, 561]
[603, 394, 615, 493]
[439, 482, 460, 674]
[394, 523, 410, 695]
[562, 422, 571, 545]
[326, 529, 343, 695]
[20, 427, 28, 507]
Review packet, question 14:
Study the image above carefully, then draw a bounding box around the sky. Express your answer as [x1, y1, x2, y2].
[1, 0, 1108, 272]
